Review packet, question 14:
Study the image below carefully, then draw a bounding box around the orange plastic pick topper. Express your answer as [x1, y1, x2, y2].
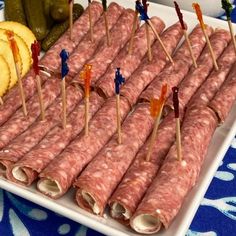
[5, 30, 21, 63]
[192, 3, 205, 30]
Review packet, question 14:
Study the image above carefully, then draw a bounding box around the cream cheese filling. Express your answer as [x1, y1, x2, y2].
[81, 190, 100, 215]
[37, 178, 62, 197]
[132, 214, 160, 233]
[110, 202, 131, 220]
[12, 166, 27, 182]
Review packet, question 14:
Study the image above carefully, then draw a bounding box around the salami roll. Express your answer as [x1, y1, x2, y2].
[130, 106, 218, 234]
[0, 71, 46, 126]
[188, 40, 236, 109]
[40, 1, 103, 72]
[95, 17, 165, 98]
[7, 92, 104, 186]
[68, 2, 124, 77]
[74, 103, 154, 216]
[163, 29, 231, 114]
[209, 61, 236, 123]
[109, 111, 182, 223]
[139, 24, 213, 102]
[73, 9, 135, 86]
[0, 86, 84, 176]
[0, 77, 62, 149]
[37, 96, 130, 199]
[120, 22, 184, 107]
[0, 2, 103, 126]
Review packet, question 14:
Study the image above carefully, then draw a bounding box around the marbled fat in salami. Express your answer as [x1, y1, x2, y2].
[120, 22, 183, 107]
[139, 24, 213, 102]
[7, 92, 104, 186]
[209, 61, 236, 123]
[95, 17, 165, 98]
[37, 96, 130, 199]
[67, 2, 124, 77]
[0, 77, 62, 149]
[0, 86, 84, 176]
[130, 106, 218, 234]
[188, 40, 236, 109]
[109, 111, 182, 223]
[163, 29, 231, 114]
[40, 1, 103, 72]
[74, 103, 154, 216]
[73, 9, 135, 86]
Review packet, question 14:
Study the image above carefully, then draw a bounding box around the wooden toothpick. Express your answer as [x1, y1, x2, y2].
[193, 3, 218, 71]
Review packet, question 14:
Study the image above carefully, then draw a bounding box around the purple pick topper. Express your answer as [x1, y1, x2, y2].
[60, 49, 69, 79]
[114, 68, 125, 95]
[135, 1, 149, 21]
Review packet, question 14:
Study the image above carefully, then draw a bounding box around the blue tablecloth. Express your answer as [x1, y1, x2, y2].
[0, 1, 236, 235]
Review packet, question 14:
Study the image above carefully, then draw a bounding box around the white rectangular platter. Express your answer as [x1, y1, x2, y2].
[0, 0, 236, 235]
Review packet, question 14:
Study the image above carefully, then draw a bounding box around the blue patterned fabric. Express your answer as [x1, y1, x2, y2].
[0, 1, 236, 235]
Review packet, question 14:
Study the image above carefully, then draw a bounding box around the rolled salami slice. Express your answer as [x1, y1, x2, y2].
[130, 106, 218, 234]
[0, 2, 103, 126]
[37, 96, 130, 199]
[7, 92, 104, 185]
[40, 1, 103, 72]
[95, 17, 165, 98]
[139, 24, 213, 102]
[0, 86, 84, 176]
[188, 40, 236, 109]
[0, 77, 62, 149]
[163, 29, 231, 114]
[120, 22, 184, 107]
[109, 111, 182, 223]
[73, 9, 135, 86]
[74, 103, 154, 216]
[209, 61, 236, 123]
[68, 2, 124, 77]
[0, 71, 46, 126]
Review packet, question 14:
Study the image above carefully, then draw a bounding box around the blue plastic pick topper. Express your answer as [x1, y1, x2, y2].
[114, 68, 125, 95]
[135, 0, 149, 21]
[60, 49, 69, 79]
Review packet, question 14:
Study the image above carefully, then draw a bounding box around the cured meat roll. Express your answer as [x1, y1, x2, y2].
[0, 77, 62, 149]
[209, 61, 236, 123]
[109, 111, 182, 224]
[0, 86, 84, 176]
[67, 2, 124, 77]
[95, 17, 165, 98]
[122, 23, 202, 107]
[37, 96, 130, 199]
[40, 1, 103, 71]
[74, 103, 154, 216]
[130, 105, 218, 234]
[0, 2, 103, 126]
[7, 92, 104, 185]
[73, 9, 135, 86]
[163, 29, 231, 114]
[139, 24, 213, 102]
[0, 71, 46, 126]
[188, 40, 236, 109]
